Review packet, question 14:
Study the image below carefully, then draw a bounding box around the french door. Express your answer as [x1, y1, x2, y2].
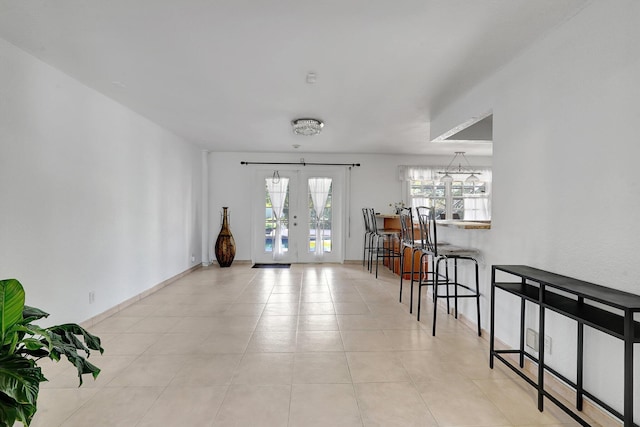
[252, 168, 344, 263]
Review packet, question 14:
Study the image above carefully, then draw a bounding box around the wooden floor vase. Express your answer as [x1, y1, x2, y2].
[215, 207, 236, 267]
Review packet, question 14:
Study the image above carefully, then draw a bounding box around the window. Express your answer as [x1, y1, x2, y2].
[308, 178, 333, 253]
[409, 179, 447, 219]
[264, 178, 290, 253]
[400, 166, 491, 220]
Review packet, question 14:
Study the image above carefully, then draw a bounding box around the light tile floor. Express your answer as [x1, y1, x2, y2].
[29, 263, 589, 426]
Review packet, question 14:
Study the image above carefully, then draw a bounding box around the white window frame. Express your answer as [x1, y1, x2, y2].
[399, 166, 492, 220]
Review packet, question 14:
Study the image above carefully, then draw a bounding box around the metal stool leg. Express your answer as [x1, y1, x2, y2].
[375, 238, 380, 277]
[474, 259, 481, 336]
[401, 245, 419, 305]
[416, 252, 429, 319]
[409, 249, 419, 313]
[399, 245, 405, 302]
[431, 258, 442, 337]
[445, 258, 451, 314]
[362, 233, 368, 267]
[453, 258, 459, 318]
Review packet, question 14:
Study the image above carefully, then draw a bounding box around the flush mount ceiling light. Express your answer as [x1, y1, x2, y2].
[438, 151, 481, 184]
[292, 118, 324, 136]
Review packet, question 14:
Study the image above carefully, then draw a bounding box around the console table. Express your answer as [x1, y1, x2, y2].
[489, 265, 640, 427]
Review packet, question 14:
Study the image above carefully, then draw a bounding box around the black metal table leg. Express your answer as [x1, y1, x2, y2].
[519, 296, 526, 368]
[538, 283, 545, 412]
[623, 309, 633, 427]
[490, 267, 496, 369]
[577, 296, 584, 411]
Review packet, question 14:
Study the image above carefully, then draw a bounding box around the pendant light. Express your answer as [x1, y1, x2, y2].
[438, 152, 480, 183]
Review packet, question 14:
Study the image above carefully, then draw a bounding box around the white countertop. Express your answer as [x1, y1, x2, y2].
[375, 214, 491, 229]
[438, 220, 491, 230]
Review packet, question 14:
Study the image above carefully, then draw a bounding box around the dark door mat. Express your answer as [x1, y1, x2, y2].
[252, 263, 291, 268]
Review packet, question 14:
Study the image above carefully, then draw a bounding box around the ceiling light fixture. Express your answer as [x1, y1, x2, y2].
[292, 118, 324, 136]
[438, 151, 480, 184]
[306, 72, 317, 84]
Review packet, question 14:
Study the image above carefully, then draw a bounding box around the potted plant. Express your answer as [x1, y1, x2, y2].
[0, 278, 103, 427]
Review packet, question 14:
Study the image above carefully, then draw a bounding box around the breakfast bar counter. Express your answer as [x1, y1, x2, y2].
[438, 220, 491, 230]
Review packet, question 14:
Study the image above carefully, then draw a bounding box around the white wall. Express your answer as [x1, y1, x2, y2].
[0, 38, 203, 325]
[207, 151, 491, 263]
[432, 0, 640, 420]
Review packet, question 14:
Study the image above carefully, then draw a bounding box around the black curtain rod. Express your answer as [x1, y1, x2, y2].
[240, 161, 360, 167]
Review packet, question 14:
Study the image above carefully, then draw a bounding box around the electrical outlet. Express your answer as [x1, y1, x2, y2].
[544, 335, 552, 355]
[191, 254, 195, 262]
[525, 328, 552, 354]
[525, 328, 539, 351]
[89, 291, 95, 304]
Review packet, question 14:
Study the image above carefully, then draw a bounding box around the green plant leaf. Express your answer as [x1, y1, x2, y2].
[4, 323, 52, 357]
[0, 354, 43, 408]
[48, 324, 103, 354]
[20, 324, 53, 351]
[0, 390, 37, 427]
[16, 347, 49, 359]
[21, 306, 49, 324]
[0, 280, 25, 349]
[47, 324, 103, 386]
[0, 392, 19, 427]
[0, 280, 103, 425]
[20, 338, 47, 352]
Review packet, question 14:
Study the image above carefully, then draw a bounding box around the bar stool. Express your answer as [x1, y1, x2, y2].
[412, 208, 450, 302]
[415, 206, 481, 336]
[398, 207, 421, 311]
[367, 208, 400, 278]
[361, 208, 374, 270]
[414, 207, 440, 317]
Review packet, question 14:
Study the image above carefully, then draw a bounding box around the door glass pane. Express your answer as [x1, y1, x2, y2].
[264, 179, 289, 253]
[308, 178, 332, 253]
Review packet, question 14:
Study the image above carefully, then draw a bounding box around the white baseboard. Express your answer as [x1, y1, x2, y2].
[80, 264, 202, 329]
[452, 309, 620, 427]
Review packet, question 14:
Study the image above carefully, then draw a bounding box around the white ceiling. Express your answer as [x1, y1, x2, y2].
[0, 0, 588, 156]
